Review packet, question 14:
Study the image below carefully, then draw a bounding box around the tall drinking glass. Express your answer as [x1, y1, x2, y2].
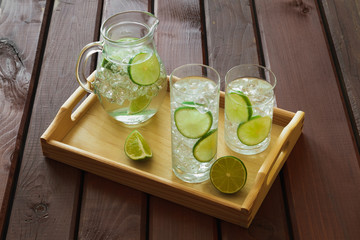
[224, 64, 276, 155]
[170, 64, 220, 183]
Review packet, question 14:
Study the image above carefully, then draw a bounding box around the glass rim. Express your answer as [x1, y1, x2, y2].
[100, 10, 158, 46]
[225, 64, 277, 91]
[170, 63, 220, 95]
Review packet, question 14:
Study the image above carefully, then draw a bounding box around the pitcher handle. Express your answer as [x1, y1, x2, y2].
[75, 41, 103, 93]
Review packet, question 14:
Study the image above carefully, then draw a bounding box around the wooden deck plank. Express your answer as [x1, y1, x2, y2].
[0, 0, 48, 235]
[78, 174, 147, 240]
[5, 0, 100, 238]
[148, 0, 217, 238]
[204, 0, 258, 89]
[319, 0, 360, 147]
[77, 1, 149, 239]
[155, 0, 204, 73]
[204, 0, 291, 237]
[254, 0, 360, 238]
[149, 198, 217, 240]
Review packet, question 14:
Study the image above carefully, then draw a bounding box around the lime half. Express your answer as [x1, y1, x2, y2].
[225, 91, 252, 123]
[124, 130, 152, 160]
[174, 106, 213, 139]
[193, 129, 218, 162]
[129, 52, 160, 86]
[210, 156, 247, 194]
[128, 95, 152, 114]
[237, 116, 271, 146]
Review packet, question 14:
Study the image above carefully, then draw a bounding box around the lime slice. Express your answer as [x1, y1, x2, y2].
[193, 129, 218, 162]
[128, 95, 152, 114]
[124, 130, 152, 160]
[174, 107, 213, 139]
[237, 116, 272, 146]
[128, 52, 160, 86]
[210, 156, 247, 194]
[225, 91, 252, 123]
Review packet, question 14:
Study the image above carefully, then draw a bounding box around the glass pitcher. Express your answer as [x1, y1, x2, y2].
[76, 11, 167, 125]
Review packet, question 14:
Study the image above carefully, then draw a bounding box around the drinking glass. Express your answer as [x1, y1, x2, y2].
[170, 64, 220, 183]
[224, 64, 276, 155]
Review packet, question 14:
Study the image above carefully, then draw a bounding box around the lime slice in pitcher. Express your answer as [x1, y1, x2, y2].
[210, 156, 247, 194]
[129, 52, 160, 86]
[237, 116, 271, 146]
[225, 91, 252, 123]
[193, 129, 218, 162]
[128, 95, 152, 114]
[174, 107, 213, 139]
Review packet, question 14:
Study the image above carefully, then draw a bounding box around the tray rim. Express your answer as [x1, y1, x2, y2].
[40, 73, 305, 227]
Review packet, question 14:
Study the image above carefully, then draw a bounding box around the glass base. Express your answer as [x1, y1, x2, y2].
[172, 167, 209, 183]
[225, 137, 270, 155]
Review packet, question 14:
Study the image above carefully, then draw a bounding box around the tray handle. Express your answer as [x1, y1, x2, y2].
[241, 110, 305, 214]
[41, 72, 96, 142]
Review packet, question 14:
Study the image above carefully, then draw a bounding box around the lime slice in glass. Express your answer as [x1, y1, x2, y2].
[128, 52, 160, 86]
[225, 91, 252, 123]
[124, 130, 152, 160]
[237, 116, 271, 146]
[193, 129, 218, 162]
[128, 95, 152, 114]
[174, 106, 213, 139]
[210, 156, 247, 194]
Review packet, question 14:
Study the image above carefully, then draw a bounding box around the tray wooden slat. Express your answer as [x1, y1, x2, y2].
[41, 74, 304, 227]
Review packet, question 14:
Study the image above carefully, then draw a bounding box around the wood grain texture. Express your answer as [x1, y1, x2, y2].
[0, 0, 45, 235]
[319, 0, 360, 146]
[78, 174, 147, 240]
[154, 0, 204, 73]
[204, 0, 258, 89]
[205, 0, 291, 237]
[5, 0, 99, 238]
[254, 0, 360, 238]
[77, 1, 149, 239]
[149, 198, 217, 240]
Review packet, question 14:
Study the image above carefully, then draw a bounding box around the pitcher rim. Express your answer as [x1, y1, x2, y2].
[100, 10, 159, 46]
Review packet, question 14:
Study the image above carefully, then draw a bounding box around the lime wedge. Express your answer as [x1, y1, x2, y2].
[210, 156, 247, 194]
[237, 116, 271, 146]
[193, 129, 218, 162]
[124, 130, 152, 160]
[128, 52, 160, 86]
[174, 107, 213, 139]
[225, 91, 252, 123]
[128, 95, 152, 114]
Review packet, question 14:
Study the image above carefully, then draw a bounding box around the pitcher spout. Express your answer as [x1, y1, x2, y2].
[100, 10, 159, 44]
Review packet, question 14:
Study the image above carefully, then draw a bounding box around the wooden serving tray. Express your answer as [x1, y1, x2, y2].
[41, 73, 304, 228]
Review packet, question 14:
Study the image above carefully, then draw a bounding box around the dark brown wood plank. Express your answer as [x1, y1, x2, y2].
[0, 0, 47, 235]
[319, 0, 360, 146]
[155, 0, 204, 74]
[148, 0, 217, 238]
[77, 1, 149, 239]
[204, 0, 291, 237]
[204, 0, 258, 89]
[149, 198, 217, 240]
[78, 174, 147, 240]
[5, 0, 100, 238]
[254, 0, 360, 238]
